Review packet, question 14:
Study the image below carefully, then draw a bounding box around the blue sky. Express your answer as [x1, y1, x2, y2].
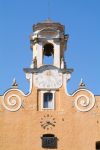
[0, 0, 100, 95]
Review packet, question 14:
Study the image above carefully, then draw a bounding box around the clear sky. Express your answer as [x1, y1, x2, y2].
[0, 0, 100, 95]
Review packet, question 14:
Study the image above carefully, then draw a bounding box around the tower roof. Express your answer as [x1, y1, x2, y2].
[33, 18, 65, 32]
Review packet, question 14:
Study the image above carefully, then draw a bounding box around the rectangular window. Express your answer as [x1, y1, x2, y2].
[41, 91, 55, 110]
[43, 92, 54, 109]
[43, 93, 53, 108]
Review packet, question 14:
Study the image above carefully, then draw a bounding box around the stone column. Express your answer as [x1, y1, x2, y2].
[37, 43, 43, 67]
[54, 43, 60, 68]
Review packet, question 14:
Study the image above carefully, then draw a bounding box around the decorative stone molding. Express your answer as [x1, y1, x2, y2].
[2, 94, 22, 112]
[74, 89, 95, 112]
[2, 89, 28, 112]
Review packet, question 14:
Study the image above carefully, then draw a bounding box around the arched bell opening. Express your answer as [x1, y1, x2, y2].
[43, 43, 54, 65]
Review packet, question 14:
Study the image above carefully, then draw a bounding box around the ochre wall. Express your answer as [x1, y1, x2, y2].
[0, 85, 100, 150]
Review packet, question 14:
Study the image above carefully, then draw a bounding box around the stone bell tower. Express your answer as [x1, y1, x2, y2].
[30, 18, 68, 68]
[24, 19, 73, 92]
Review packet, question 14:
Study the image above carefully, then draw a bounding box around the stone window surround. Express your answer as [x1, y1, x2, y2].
[41, 90, 55, 110]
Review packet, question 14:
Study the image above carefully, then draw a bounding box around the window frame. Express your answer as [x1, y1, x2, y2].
[41, 91, 55, 110]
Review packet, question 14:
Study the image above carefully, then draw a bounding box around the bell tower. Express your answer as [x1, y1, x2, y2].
[30, 19, 68, 68]
[24, 19, 73, 92]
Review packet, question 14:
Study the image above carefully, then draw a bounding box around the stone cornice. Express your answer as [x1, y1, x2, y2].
[23, 65, 73, 74]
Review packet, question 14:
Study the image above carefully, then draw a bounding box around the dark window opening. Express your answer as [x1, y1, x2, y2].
[42, 134, 57, 149]
[96, 141, 100, 149]
[43, 93, 53, 109]
[43, 43, 54, 65]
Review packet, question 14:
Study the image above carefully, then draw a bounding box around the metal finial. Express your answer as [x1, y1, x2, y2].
[79, 78, 86, 89]
[12, 78, 18, 88]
